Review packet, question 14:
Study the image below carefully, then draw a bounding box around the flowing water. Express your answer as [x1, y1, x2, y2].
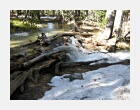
[10, 22, 70, 48]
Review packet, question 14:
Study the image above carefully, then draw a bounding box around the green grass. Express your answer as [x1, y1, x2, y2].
[10, 19, 39, 33]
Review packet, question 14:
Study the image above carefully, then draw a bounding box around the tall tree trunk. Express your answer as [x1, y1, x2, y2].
[17, 10, 21, 16]
[41, 10, 45, 16]
[24, 10, 29, 19]
[11, 10, 14, 16]
[85, 10, 88, 16]
[52, 10, 55, 17]
[77, 10, 81, 16]
[113, 10, 130, 40]
[103, 10, 116, 39]
[16, 10, 21, 18]
[75, 10, 80, 21]
[37, 10, 40, 20]
[113, 10, 123, 38]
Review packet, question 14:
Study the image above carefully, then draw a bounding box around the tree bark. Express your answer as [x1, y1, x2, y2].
[10, 59, 56, 96]
[55, 59, 130, 75]
[103, 10, 116, 39]
[55, 58, 108, 73]
[22, 50, 64, 69]
[113, 10, 123, 38]
[36, 32, 93, 45]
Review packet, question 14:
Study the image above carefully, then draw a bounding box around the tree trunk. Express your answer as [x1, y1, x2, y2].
[41, 10, 45, 16]
[85, 10, 88, 16]
[24, 10, 29, 19]
[17, 10, 21, 16]
[55, 58, 108, 73]
[52, 10, 55, 17]
[103, 10, 116, 39]
[36, 32, 93, 45]
[23, 10, 30, 23]
[37, 10, 40, 20]
[113, 10, 123, 38]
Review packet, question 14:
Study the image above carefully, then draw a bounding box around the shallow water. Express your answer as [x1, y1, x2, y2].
[10, 22, 69, 48]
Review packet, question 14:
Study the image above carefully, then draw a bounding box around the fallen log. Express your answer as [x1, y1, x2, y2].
[55, 58, 108, 73]
[10, 53, 40, 73]
[36, 32, 93, 45]
[10, 59, 56, 96]
[22, 50, 62, 69]
[55, 59, 130, 74]
[10, 72, 27, 96]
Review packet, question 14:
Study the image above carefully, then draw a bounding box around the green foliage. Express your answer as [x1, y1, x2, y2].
[99, 18, 108, 27]
[10, 10, 107, 32]
[10, 19, 38, 33]
[123, 10, 130, 16]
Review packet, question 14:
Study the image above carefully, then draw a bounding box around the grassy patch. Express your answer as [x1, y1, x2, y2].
[10, 19, 39, 33]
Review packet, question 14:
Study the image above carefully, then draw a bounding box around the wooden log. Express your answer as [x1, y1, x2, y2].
[39, 32, 93, 45]
[22, 50, 61, 69]
[55, 58, 108, 73]
[10, 71, 29, 96]
[10, 59, 56, 96]
[55, 59, 130, 75]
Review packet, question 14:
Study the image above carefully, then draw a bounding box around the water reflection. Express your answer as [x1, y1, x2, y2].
[10, 22, 69, 47]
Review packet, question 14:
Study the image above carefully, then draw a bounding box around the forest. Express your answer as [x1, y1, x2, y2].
[10, 10, 130, 100]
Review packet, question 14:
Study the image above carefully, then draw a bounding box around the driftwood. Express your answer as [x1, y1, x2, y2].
[10, 50, 68, 96]
[10, 59, 56, 96]
[55, 58, 108, 73]
[36, 32, 93, 45]
[22, 50, 63, 69]
[10, 72, 27, 96]
[55, 59, 130, 74]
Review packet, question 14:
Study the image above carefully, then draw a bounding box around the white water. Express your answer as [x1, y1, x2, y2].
[13, 32, 29, 36]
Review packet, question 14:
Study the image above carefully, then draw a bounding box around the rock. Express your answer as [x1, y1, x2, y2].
[116, 42, 130, 49]
[63, 73, 84, 81]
